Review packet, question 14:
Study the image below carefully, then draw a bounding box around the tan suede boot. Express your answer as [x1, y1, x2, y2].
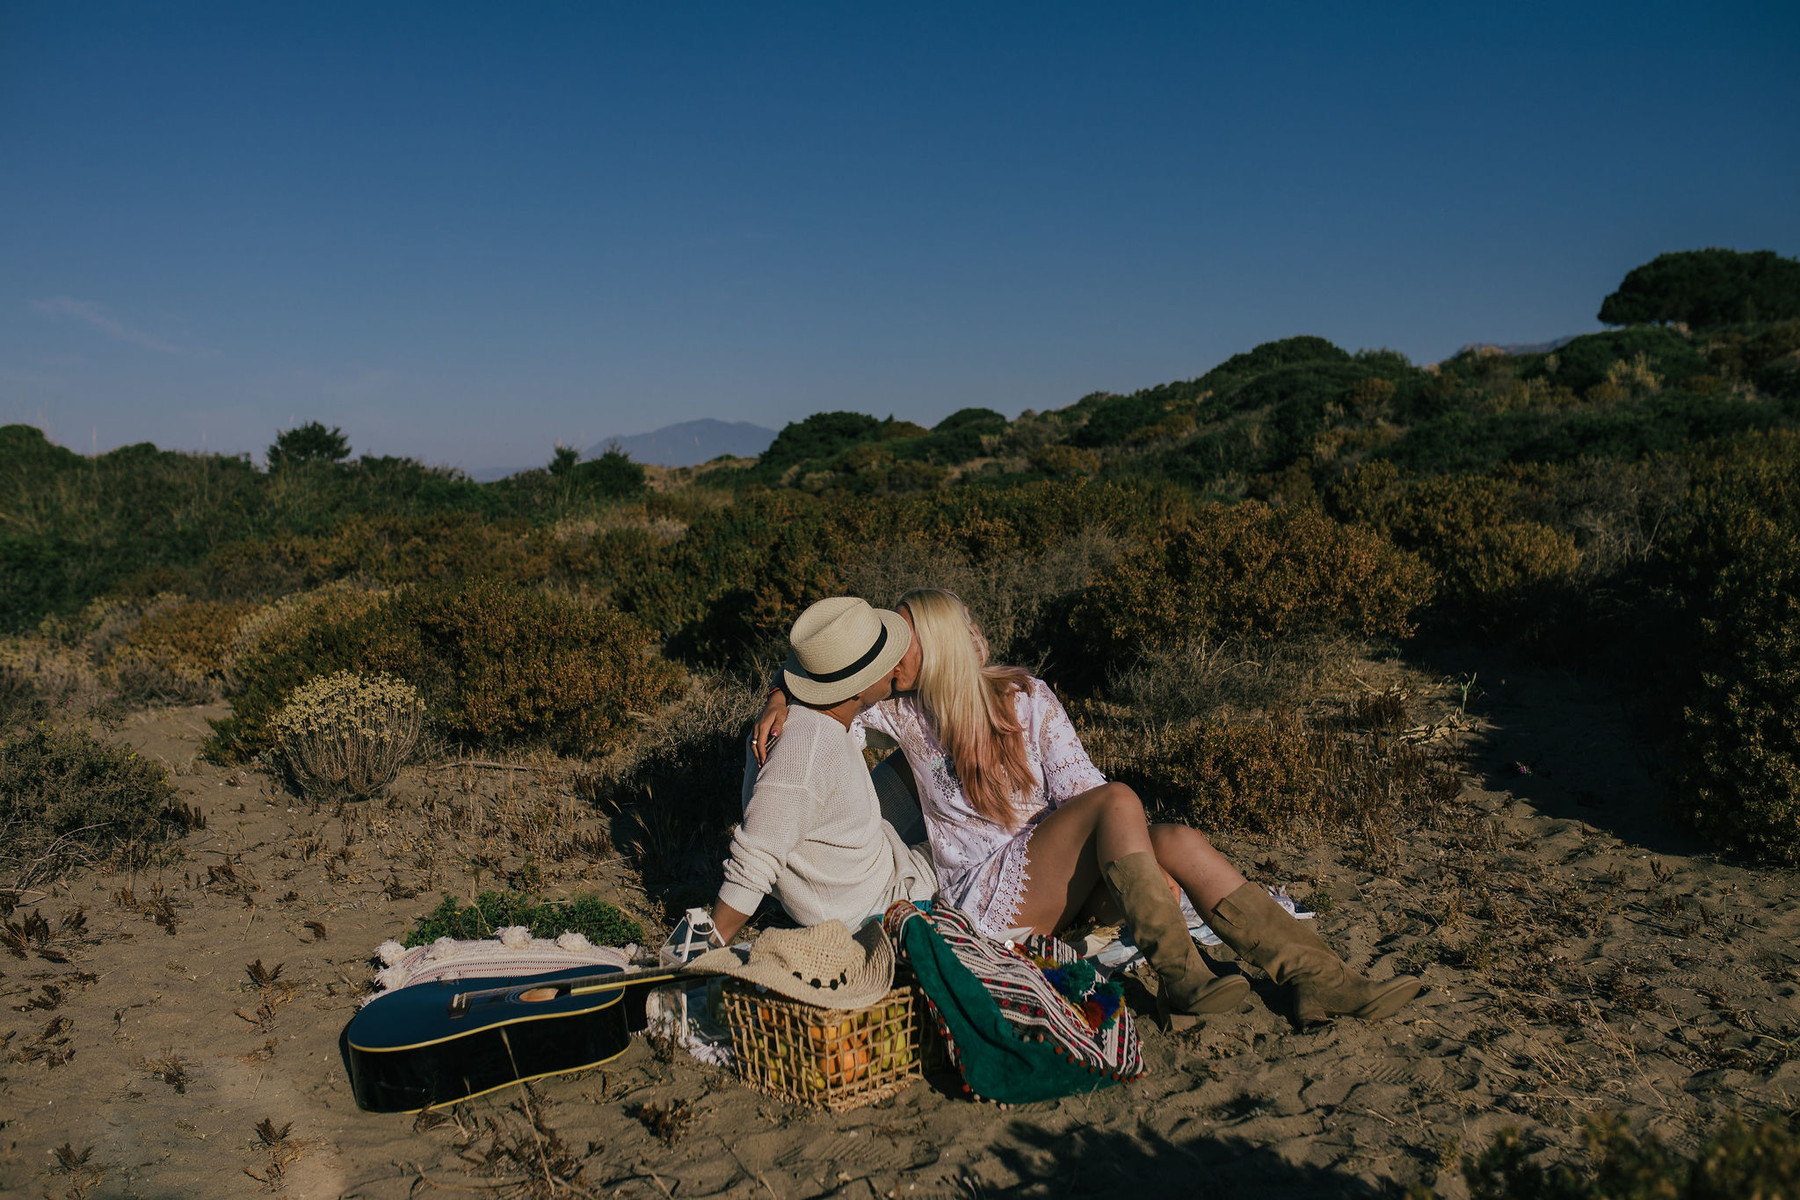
[1207, 882, 1421, 1026]
[1104, 852, 1250, 1029]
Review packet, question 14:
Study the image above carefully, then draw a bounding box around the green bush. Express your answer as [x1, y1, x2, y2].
[1028, 444, 1100, 477]
[208, 580, 685, 762]
[1069, 501, 1433, 662]
[641, 481, 1187, 673]
[1329, 462, 1579, 623]
[1599, 247, 1800, 328]
[267, 421, 351, 468]
[758, 412, 885, 471]
[403, 891, 642, 948]
[1452, 1112, 1800, 1200]
[1537, 327, 1707, 396]
[0, 726, 200, 879]
[1677, 438, 1800, 862]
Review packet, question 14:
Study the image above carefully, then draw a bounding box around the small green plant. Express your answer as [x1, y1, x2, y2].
[402, 891, 642, 948]
[269, 670, 422, 804]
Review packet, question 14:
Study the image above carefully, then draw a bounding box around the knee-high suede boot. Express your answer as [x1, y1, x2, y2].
[1207, 882, 1421, 1026]
[1104, 852, 1249, 1029]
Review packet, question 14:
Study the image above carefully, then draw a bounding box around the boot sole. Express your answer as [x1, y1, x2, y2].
[1159, 975, 1252, 1029]
[1294, 976, 1423, 1025]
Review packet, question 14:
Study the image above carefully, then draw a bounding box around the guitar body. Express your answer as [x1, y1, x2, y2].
[345, 964, 679, 1113]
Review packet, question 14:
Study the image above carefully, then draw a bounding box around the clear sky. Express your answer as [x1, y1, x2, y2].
[3, 2, 1797, 471]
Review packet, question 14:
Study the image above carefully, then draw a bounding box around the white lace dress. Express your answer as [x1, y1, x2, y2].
[853, 676, 1107, 941]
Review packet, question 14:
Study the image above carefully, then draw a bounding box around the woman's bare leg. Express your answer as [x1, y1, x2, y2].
[1010, 783, 1252, 937]
[1149, 823, 1247, 917]
[1010, 783, 1152, 936]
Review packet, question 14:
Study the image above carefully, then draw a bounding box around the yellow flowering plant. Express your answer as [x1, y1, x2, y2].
[270, 670, 422, 803]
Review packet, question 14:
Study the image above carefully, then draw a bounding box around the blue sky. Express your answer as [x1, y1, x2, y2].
[3, 3, 1796, 470]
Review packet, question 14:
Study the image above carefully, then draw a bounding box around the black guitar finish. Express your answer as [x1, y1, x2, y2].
[345, 964, 680, 1113]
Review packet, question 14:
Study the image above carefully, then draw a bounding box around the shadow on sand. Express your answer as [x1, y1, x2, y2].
[973, 1120, 1395, 1199]
[1407, 640, 1702, 857]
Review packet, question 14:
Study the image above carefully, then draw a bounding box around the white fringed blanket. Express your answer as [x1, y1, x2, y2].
[368, 927, 641, 1003]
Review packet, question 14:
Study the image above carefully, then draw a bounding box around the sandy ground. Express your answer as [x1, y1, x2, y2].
[3, 666, 1798, 1200]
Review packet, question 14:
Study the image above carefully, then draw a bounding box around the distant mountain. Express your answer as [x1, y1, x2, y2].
[590, 419, 776, 467]
[1458, 335, 1581, 356]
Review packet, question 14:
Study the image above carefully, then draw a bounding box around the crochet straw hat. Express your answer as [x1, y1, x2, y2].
[781, 596, 912, 707]
[688, 920, 895, 1009]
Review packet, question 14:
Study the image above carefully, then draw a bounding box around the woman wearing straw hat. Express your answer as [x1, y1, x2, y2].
[753, 589, 1422, 1030]
[708, 597, 938, 949]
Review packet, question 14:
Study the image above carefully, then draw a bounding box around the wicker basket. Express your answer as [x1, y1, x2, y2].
[719, 978, 924, 1111]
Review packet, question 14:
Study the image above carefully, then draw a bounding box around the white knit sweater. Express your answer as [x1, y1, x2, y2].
[718, 705, 935, 927]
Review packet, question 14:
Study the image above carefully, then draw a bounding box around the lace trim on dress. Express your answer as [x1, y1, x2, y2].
[984, 835, 1032, 941]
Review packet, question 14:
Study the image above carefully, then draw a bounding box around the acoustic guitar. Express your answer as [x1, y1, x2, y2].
[344, 964, 682, 1113]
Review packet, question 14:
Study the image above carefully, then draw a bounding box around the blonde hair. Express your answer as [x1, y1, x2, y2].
[898, 588, 1036, 829]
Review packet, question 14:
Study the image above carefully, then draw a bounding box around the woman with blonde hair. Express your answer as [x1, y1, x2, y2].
[754, 588, 1420, 1029]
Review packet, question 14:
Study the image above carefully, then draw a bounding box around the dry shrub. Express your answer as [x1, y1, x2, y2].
[270, 671, 422, 804]
[201, 512, 566, 601]
[1080, 699, 1462, 842]
[1511, 457, 1690, 580]
[1328, 462, 1579, 621]
[1346, 376, 1397, 413]
[409, 582, 685, 755]
[839, 525, 1124, 668]
[209, 581, 683, 763]
[221, 581, 386, 693]
[1447, 521, 1581, 607]
[0, 664, 43, 732]
[0, 726, 201, 886]
[1090, 709, 1318, 834]
[109, 645, 220, 706]
[0, 641, 92, 710]
[14, 593, 254, 708]
[125, 598, 257, 673]
[1070, 501, 1433, 665]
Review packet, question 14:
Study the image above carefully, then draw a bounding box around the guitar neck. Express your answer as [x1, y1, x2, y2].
[448, 968, 683, 1013]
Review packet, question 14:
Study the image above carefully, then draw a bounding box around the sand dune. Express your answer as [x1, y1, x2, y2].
[3, 663, 1796, 1199]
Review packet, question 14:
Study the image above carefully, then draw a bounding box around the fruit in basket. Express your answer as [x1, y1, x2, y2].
[829, 1044, 868, 1082]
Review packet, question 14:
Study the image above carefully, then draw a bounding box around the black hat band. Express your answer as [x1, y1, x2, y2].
[803, 625, 889, 684]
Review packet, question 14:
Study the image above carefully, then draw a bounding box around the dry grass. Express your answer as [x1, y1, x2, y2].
[1101, 634, 1358, 723]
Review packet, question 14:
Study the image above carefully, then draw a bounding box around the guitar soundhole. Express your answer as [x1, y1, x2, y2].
[518, 987, 560, 1003]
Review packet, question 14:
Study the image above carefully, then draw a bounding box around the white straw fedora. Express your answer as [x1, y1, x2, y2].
[781, 597, 912, 707]
[687, 920, 895, 1010]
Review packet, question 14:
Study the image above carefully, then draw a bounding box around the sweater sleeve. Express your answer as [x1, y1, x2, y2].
[1034, 678, 1106, 806]
[718, 733, 821, 914]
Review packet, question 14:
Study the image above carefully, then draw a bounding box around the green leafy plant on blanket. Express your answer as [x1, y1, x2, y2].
[402, 890, 642, 949]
